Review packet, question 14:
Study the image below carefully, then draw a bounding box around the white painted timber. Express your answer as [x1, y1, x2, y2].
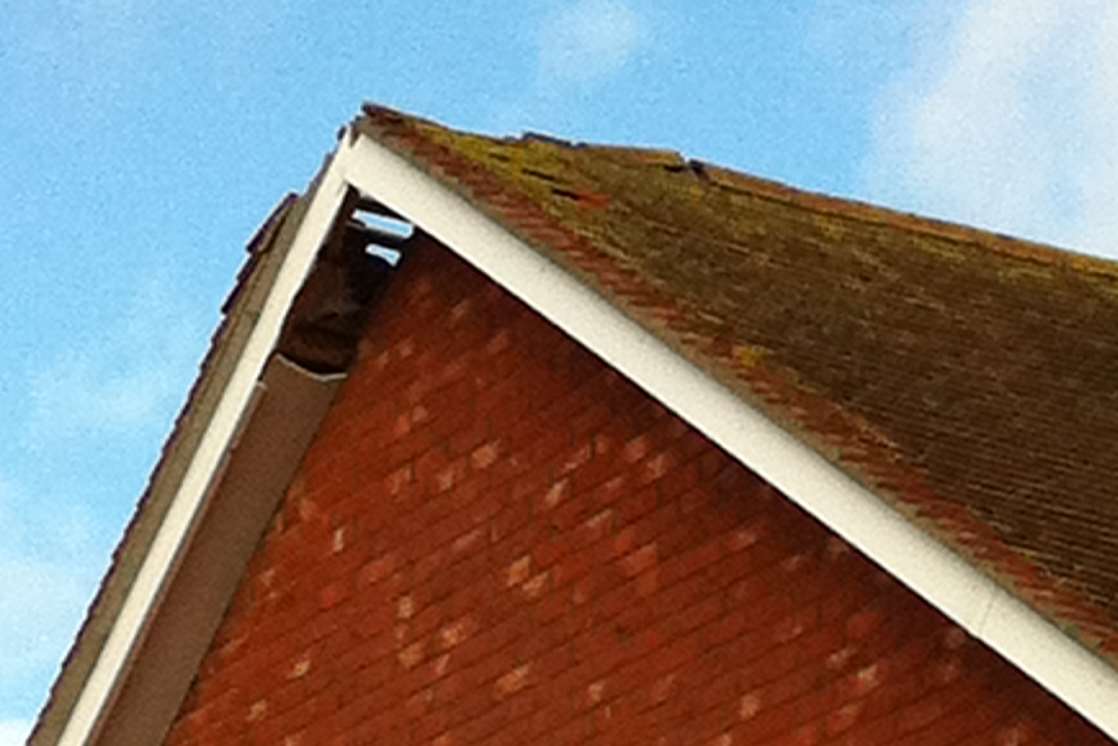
[339, 133, 1118, 738]
[57, 151, 351, 746]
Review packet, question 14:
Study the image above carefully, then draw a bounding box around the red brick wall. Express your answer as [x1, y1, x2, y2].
[165, 237, 1111, 746]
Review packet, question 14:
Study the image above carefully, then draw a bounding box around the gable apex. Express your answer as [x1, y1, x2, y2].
[32, 104, 1118, 744]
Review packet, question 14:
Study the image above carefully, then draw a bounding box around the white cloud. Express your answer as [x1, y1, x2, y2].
[24, 274, 206, 446]
[0, 719, 31, 746]
[537, 0, 644, 85]
[3, 263, 207, 727]
[864, 1, 1118, 258]
[0, 556, 94, 680]
[0, 477, 102, 727]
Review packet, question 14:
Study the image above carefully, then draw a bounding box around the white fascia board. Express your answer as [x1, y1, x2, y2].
[339, 133, 1118, 738]
[57, 151, 351, 745]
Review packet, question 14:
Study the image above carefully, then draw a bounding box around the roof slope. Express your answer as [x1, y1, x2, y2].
[355, 105, 1118, 664]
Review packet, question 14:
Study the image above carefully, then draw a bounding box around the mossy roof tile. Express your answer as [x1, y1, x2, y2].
[356, 103, 1118, 665]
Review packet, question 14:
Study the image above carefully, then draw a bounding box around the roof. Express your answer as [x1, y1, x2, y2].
[355, 104, 1118, 661]
[33, 103, 1118, 743]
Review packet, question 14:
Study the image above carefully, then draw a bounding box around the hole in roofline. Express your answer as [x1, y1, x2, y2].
[353, 208, 414, 241]
[366, 246, 402, 267]
[350, 206, 413, 269]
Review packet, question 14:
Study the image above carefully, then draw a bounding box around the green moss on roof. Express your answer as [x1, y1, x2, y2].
[356, 104, 1118, 662]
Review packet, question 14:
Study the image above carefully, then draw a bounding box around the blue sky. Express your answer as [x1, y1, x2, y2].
[2, 1, 1116, 741]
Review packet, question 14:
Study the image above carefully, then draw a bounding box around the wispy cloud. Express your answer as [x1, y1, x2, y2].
[864, 1, 1118, 258]
[0, 719, 31, 746]
[0, 555, 94, 679]
[0, 476, 101, 721]
[5, 274, 205, 721]
[24, 274, 206, 446]
[537, 0, 644, 85]
[488, 0, 647, 135]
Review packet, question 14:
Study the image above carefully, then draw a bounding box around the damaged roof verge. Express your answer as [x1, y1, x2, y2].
[29, 147, 365, 745]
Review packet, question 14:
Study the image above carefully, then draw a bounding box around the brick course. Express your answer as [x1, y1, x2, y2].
[165, 237, 1111, 745]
